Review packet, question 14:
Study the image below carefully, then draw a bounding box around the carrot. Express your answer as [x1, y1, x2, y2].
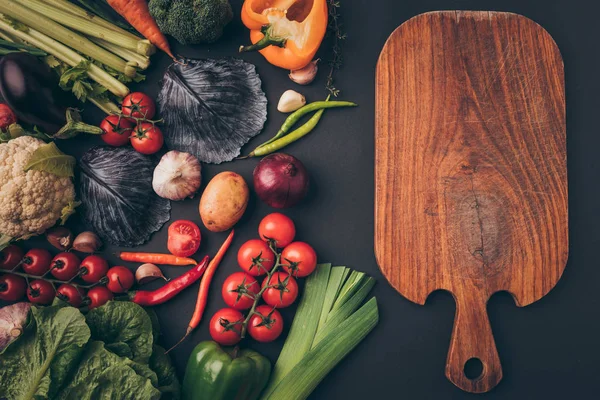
[119, 252, 196, 266]
[166, 230, 234, 353]
[106, 0, 175, 59]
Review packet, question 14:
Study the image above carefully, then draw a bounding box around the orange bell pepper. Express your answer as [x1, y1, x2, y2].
[239, 0, 328, 70]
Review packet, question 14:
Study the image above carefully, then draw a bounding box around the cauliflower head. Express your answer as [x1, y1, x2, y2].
[0, 136, 75, 239]
[149, 0, 233, 45]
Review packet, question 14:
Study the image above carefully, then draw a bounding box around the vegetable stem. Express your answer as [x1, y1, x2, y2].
[88, 97, 120, 115]
[40, 0, 143, 41]
[89, 37, 150, 70]
[0, 0, 137, 77]
[25, 0, 154, 56]
[0, 16, 129, 97]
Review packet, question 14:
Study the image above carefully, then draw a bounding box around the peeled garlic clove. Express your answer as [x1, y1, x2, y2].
[72, 231, 102, 253]
[289, 59, 319, 85]
[153, 151, 202, 201]
[136, 263, 168, 284]
[277, 90, 306, 113]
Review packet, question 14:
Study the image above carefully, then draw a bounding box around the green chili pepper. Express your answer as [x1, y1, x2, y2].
[256, 96, 356, 149]
[249, 107, 327, 157]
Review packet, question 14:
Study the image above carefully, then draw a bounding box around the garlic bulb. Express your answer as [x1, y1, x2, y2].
[153, 151, 202, 200]
[289, 59, 319, 85]
[277, 90, 306, 113]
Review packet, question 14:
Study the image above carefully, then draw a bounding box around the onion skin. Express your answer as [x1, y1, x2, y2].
[253, 153, 309, 209]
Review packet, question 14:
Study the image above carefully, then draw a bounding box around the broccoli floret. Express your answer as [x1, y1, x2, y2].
[149, 0, 233, 45]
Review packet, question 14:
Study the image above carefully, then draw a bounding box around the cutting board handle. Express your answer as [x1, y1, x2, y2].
[446, 287, 502, 393]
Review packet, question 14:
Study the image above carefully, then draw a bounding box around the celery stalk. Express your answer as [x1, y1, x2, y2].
[24, 0, 154, 56]
[90, 37, 150, 70]
[260, 264, 378, 400]
[262, 298, 379, 400]
[0, 0, 137, 77]
[88, 97, 120, 115]
[0, 17, 129, 98]
[39, 0, 143, 42]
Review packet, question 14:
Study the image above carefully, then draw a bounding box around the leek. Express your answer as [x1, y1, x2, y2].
[0, 16, 129, 98]
[260, 264, 379, 400]
[24, 0, 154, 56]
[0, 0, 137, 77]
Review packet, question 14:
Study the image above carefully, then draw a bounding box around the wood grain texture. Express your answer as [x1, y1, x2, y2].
[375, 11, 567, 393]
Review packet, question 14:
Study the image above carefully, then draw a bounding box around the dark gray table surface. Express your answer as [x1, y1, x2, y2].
[8, 0, 600, 399]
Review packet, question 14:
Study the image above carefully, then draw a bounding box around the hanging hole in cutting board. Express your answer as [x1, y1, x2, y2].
[464, 358, 484, 380]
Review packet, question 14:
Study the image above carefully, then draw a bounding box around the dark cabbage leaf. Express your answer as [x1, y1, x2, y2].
[158, 58, 268, 164]
[78, 147, 171, 247]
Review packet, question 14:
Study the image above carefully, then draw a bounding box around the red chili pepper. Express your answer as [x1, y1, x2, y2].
[130, 255, 209, 306]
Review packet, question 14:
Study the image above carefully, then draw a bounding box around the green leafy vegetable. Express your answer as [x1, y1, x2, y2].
[23, 142, 76, 177]
[85, 301, 154, 363]
[60, 201, 81, 225]
[150, 345, 181, 399]
[260, 264, 378, 400]
[0, 306, 90, 399]
[56, 341, 161, 400]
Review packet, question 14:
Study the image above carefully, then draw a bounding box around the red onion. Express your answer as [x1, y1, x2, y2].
[253, 153, 309, 208]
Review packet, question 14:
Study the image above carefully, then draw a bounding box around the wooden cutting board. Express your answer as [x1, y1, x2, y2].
[375, 11, 567, 393]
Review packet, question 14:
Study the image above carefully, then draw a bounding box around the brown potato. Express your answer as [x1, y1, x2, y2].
[199, 172, 249, 232]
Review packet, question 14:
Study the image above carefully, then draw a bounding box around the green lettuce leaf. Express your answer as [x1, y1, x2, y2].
[0, 305, 90, 399]
[23, 142, 76, 178]
[150, 345, 181, 399]
[56, 341, 161, 400]
[85, 301, 153, 363]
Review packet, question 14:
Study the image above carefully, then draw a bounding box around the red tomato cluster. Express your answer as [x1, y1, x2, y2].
[0, 244, 135, 309]
[100, 92, 164, 155]
[209, 213, 318, 346]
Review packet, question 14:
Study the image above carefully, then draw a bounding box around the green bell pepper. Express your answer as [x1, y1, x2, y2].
[182, 341, 271, 400]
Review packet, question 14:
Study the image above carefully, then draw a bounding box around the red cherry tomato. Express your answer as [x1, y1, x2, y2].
[0, 245, 24, 270]
[247, 305, 284, 343]
[130, 122, 163, 155]
[281, 242, 317, 277]
[209, 308, 243, 346]
[21, 248, 53, 276]
[106, 266, 134, 293]
[0, 103, 17, 130]
[167, 220, 201, 257]
[222, 272, 259, 310]
[258, 213, 296, 248]
[100, 115, 135, 147]
[262, 272, 298, 308]
[50, 252, 81, 281]
[122, 92, 156, 119]
[27, 279, 55, 305]
[0, 274, 27, 301]
[237, 239, 275, 277]
[79, 255, 109, 284]
[87, 286, 113, 309]
[56, 284, 84, 307]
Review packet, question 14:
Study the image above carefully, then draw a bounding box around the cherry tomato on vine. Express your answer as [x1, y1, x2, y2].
[121, 92, 156, 119]
[222, 272, 259, 310]
[281, 242, 317, 278]
[87, 286, 113, 309]
[106, 266, 134, 294]
[258, 213, 296, 248]
[21, 248, 52, 276]
[247, 305, 284, 343]
[237, 239, 275, 277]
[27, 279, 55, 305]
[130, 122, 163, 155]
[0, 274, 27, 301]
[57, 284, 84, 307]
[50, 252, 81, 281]
[167, 220, 201, 257]
[209, 308, 243, 346]
[100, 115, 135, 147]
[0, 245, 24, 270]
[79, 255, 109, 284]
[262, 272, 298, 308]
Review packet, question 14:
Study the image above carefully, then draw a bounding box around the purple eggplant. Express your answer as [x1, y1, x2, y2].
[0, 52, 73, 133]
